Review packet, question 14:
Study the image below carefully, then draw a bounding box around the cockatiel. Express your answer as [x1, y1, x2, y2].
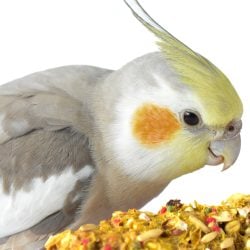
[0, 0, 243, 249]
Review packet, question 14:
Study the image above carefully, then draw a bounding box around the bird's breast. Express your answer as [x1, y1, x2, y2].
[0, 165, 94, 238]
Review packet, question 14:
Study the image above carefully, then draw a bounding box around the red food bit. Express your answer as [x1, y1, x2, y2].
[211, 225, 221, 232]
[206, 217, 216, 224]
[160, 207, 167, 214]
[81, 238, 89, 245]
[107, 235, 119, 245]
[113, 218, 121, 224]
[103, 244, 112, 250]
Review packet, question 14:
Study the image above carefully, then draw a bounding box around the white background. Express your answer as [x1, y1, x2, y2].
[0, 0, 249, 212]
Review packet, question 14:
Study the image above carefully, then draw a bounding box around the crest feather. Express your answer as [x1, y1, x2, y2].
[124, 0, 226, 82]
[124, 0, 243, 125]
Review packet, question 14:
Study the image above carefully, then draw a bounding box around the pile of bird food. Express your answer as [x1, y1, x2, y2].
[45, 194, 250, 250]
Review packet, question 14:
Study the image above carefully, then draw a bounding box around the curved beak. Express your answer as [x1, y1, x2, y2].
[207, 134, 241, 171]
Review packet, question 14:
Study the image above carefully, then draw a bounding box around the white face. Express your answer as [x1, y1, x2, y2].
[104, 52, 241, 183]
[107, 71, 210, 182]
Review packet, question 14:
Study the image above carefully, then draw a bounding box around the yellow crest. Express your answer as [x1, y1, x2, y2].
[124, 0, 243, 126]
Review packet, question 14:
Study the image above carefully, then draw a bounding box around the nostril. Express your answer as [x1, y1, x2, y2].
[223, 120, 242, 139]
[228, 125, 235, 132]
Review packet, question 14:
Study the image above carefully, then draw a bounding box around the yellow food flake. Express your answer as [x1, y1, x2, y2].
[45, 195, 250, 250]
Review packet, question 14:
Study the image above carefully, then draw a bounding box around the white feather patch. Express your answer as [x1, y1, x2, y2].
[9, 119, 30, 135]
[0, 165, 94, 238]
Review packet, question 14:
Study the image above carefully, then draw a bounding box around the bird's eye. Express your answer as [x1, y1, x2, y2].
[183, 111, 200, 126]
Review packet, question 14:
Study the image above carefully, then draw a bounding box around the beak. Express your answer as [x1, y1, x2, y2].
[207, 134, 241, 171]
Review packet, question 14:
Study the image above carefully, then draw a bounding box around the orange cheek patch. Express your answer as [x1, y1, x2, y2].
[132, 103, 181, 147]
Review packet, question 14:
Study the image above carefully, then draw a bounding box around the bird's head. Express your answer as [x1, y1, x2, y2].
[104, 0, 243, 183]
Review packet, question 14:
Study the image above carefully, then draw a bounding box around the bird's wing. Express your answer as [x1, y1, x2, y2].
[0, 88, 87, 144]
[0, 210, 72, 250]
[0, 65, 108, 144]
[0, 85, 83, 144]
[0, 65, 110, 240]
[0, 230, 47, 250]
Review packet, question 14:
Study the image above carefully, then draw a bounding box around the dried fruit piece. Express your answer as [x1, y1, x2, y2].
[103, 244, 112, 250]
[45, 194, 250, 250]
[189, 215, 210, 233]
[245, 226, 250, 236]
[184, 206, 194, 212]
[213, 211, 233, 222]
[211, 225, 221, 232]
[225, 220, 241, 234]
[112, 211, 124, 217]
[136, 229, 163, 242]
[139, 213, 151, 222]
[246, 239, 250, 249]
[81, 238, 89, 245]
[126, 218, 134, 227]
[79, 224, 97, 231]
[220, 237, 234, 249]
[206, 217, 216, 224]
[200, 231, 218, 243]
[237, 207, 250, 218]
[160, 207, 167, 214]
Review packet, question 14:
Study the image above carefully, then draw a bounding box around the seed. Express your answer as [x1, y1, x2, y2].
[246, 239, 250, 249]
[245, 227, 250, 236]
[189, 215, 210, 233]
[225, 220, 241, 234]
[200, 232, 218, 243]
[147, 242, 159, 249]
[220, 238, 234, 249]
[213, 211, 233, 222]
[237, 207, 250, 218]
[136, 229, 163, 242]
[184, 207, 194, 212]
[139, 213, 151, 222]
[79, 224, 97, 231]
[175, 219, 188, 231]
[112, 211, 124, 217]
[126, 218, 134, 227]
[247, 217, 250, 226]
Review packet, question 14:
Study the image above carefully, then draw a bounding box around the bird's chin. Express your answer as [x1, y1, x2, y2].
[206, 147, 224, 166]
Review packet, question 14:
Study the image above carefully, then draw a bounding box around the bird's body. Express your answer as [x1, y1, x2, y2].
[0, 65, 112, 247]
[0, 54, 190, 246]
[0, 0, 243, 249]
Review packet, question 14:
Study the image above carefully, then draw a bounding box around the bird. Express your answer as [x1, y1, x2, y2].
[0, 0, 243, 249]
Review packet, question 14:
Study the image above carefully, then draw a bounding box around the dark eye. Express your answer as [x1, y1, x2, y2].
[183, 111, 200, 126]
